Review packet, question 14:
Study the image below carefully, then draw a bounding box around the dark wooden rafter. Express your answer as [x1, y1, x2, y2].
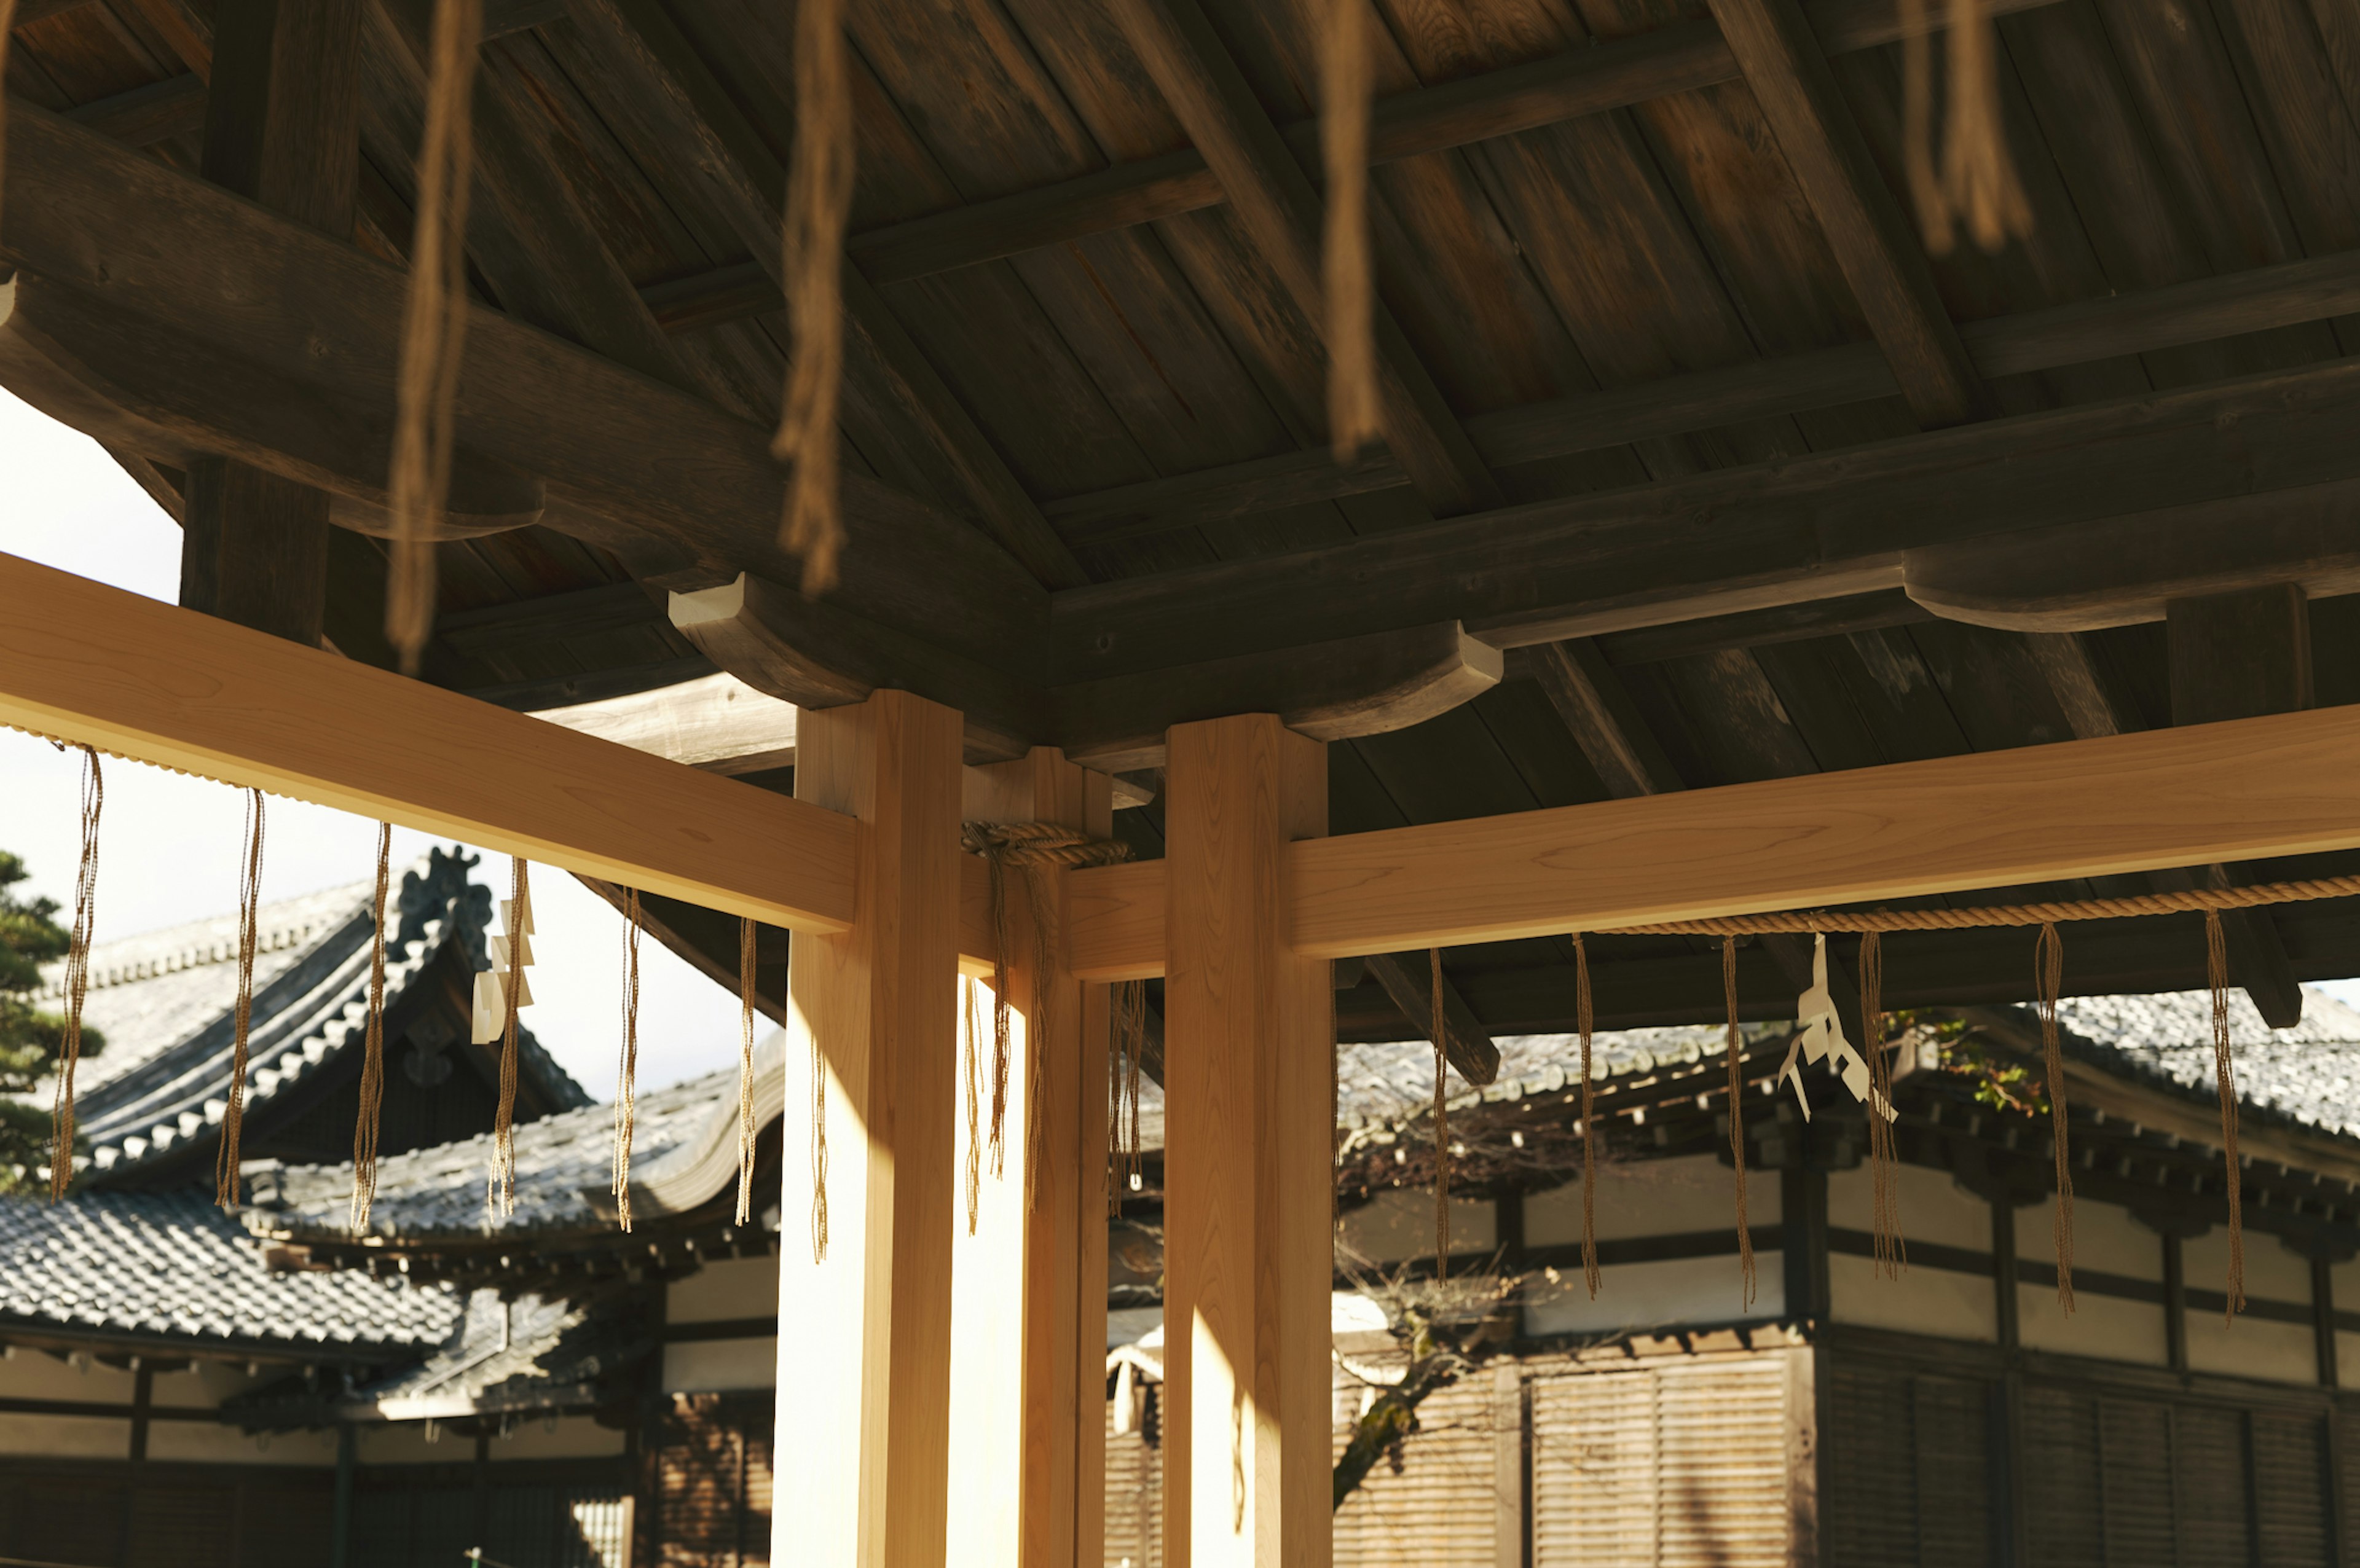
[1043, 248, 2360, 547]
[1362, 951, 1500, 1086]
[554, 0, 1088, 589]
[1705, 0, 1988, 428]
[1101, 0, 1501, 517]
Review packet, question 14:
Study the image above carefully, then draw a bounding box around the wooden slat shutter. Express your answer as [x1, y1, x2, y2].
[2171, 1405, 2252, 1568]
[655, 1392, 775, 1568]
[1332, 1376, 1501, 1566]
[2022, 1382, 2104, 1567]
[2251, 1412, 2332, 1568]
[2096, 1397, 2176, 1566]
[1103, 1392, 1164, 1568]
[1909, 1375, 1992, 1568]
[1823, 1360, 1994, 1568]
[128, 1484, 236, 1568]
[1530, 1356, 1790, 1567]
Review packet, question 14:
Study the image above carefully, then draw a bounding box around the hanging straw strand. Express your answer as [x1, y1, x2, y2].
[2034, 922, 2074, 1311]
[2206, 910, 2245, 1320]
[811, 957, 830, 1263]
[1316, 0, 1381, 459]
[773, 0, 854, 592]
[1724, 937, 1755, 1309]
[1863, 932, 1905, 1278]
[1576, 934, 1599, 1299]
[216, 788, 266, 1209]
[1021, 859, 1058, 1215]
[1604, 872, 2360, 935]
[1431, 947, 1450, 1283]
[49, 745, 101, 1203]
[350, 824, 391, 1231]
[986, 849, 1013, 1177]
[964, 975, 984, 1236]
[1943, 0, 2031, 252]
[385, 0, 484, 672]
[734, 916, 758, 1227]
[612, 887, 642, 1232]
[489, 858, 527, 1217]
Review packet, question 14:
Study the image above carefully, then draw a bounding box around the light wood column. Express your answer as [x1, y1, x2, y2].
[776, 689, 964, 1568]
[1162, 713, 1331, 1568]
[951, 749, 1114, 1568]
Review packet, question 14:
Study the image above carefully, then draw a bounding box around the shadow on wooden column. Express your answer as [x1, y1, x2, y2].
[1162, 713, 1332, 1567]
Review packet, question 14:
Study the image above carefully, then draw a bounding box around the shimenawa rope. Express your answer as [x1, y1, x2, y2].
[1723, 936, 1755, 1309]
[387, 0, 484, 673]
[49, 745, 100, 1204]
[1430, 947, 1450, 1283]
[774, 0, 854, 593]
[1316, 0, 1381, 460]
[350, 823, 391, 1232]
[216, 788, 266, 1209]
[735, 915, 757, 1228]
[1605, 874, 2360, 935]
[612, 887, 642, 1232]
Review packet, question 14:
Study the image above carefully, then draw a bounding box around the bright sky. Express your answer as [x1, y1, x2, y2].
[0, 387, 745, 1099]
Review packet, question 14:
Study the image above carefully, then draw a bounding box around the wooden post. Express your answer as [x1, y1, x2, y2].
[184, 0, 361, 646]
[951, 749, 1114, 1568]
[1162, 714, 1331, 1568]
[776, 689, 965, 1568]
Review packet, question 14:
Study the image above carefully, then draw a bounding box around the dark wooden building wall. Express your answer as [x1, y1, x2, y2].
[646, 1392, 774, 1568]
[0, 1459, 330, 1568]
[350, 1456, 629, 1568]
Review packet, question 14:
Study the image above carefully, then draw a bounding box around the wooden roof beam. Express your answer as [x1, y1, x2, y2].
[559, 0, 1090, 590]
[1052, 357, 2360, 676]
[1066, 702, 2360, 978]
[1044, 248, 2360, 545]
[1707, 0, 1988, 427]
[0, 553, 858, 933]
[1362, 949, 1500, 1085]
[1104, 0, 1501, 517]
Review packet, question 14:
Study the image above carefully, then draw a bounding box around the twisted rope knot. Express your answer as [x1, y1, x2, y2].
[961, 820, 1135, 869]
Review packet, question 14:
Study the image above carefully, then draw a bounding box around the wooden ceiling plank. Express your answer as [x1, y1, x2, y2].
[1043, 247, 2360, 545]
[558, 0, 1090, 591]
[1103, 0, 1502, 517]
[1050, 356, 2360, 676]
[0, 552, 857, 933]
[1066, 702, 2360, 977]
[1701, 0, 1984, 427]
[63, 68, 203, 143]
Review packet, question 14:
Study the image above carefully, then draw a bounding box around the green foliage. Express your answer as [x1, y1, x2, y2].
[0, 851, 103, 1193]
[1928, 1014, 2049, 1117]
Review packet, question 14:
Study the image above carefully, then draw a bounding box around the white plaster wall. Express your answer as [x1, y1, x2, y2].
[150, 1360, 268, 1407]
[489, 1414, 627, 1460]
[1337, 1187, 1495, 1263]
[2337, 1331, 2360, 1387]
[667, 1253, 781, 1325]
[1829, 1162, 1991, 1251]
[0, 1412, 126, 1457]
[664, 1337, 776, 1393]
[1523, 1252, 1782, 1338]
[2018, 1285, 2166, 1365]
[0, 1350, 140, 1401]
[147, 1422, 338, 1465]
[2186, 1310, 2318, 1385]
[1524, 1154, 1777, 1247]
[1830, 1253, 1997, 1343]
[2017, 1198, 2162, 1281]
[2187, 1227, 2311, 1303]
[2332, 1256, 2360, 1318]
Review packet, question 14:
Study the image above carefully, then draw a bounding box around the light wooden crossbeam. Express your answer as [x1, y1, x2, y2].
[0, 553, 857, 932]
[1064, 702, 2360, 979]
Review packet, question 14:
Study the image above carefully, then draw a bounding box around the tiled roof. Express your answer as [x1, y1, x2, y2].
[2047, 987, 2360, 1142]
[32, 847, 587, 1183]
[229, 1287, 649, 1427]
[0, 1186, 462, 1357]
[245, 1045, 769, 1241]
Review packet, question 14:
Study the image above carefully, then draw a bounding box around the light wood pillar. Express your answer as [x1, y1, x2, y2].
[951, 748, 1114, 1568]
[776, 689, 964, 1568]
[1162, 713, 1331, 1568]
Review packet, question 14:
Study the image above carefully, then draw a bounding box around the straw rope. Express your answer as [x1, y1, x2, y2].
[964, 974, 984, 1235]
[1864, 931, 1905, 1279]
[1898, 0, 2031, 255]
[2207, 909, 2245, 1320]
[734, 915, 757, 1228]
[612, 887, 641, 1232]
[810, 953, 829, 1263]
[386, 0, 484, 672]
[1316, 0, 1381, 460]
[2036, 922, 2074, 1311]
[216, 788, 265, 1209]
[48, 745, 100, 1204]
[489, 858, 527, 1217]
[1604, 875, 2360, 935]
[1111, 978, 1146, 1217]
[1575, 933, 1599, 1299]
[1430, 947, 1450, 1283]
[349, 823, 391, 1232]
[773, 0, 854, 593]
[1723, 936, 1755, 1309]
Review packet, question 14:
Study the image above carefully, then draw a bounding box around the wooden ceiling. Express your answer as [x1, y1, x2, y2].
[6, 0, 2360, 1035]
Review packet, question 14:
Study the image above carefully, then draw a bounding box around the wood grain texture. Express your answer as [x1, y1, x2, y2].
[0, 551, 857, 933]
[1706, 0, 1985, 428]
[1070, 702, 2360, 975]
[1161, 713, 1329, 1568]
[777, 691, 965, 1568]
